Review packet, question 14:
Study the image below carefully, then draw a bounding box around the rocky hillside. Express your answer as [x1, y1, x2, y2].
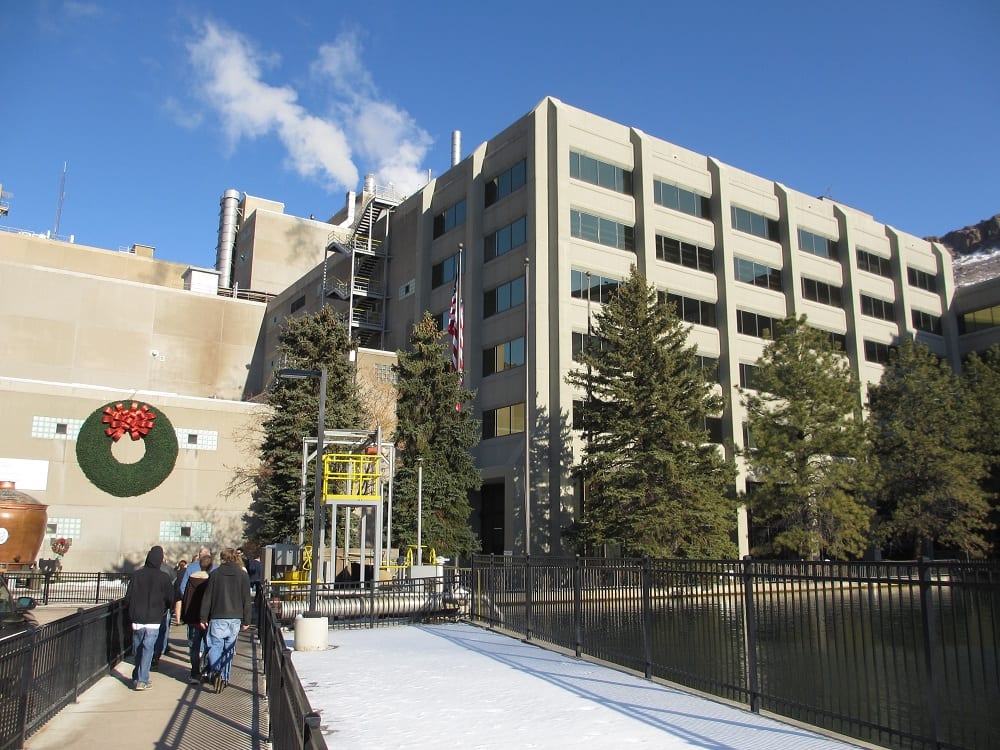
[931, 213, 1000, 287]
[927, 214, 1000, 256]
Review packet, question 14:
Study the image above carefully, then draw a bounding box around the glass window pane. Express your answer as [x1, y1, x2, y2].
[581, 155, 598, 184]
[598, 161, 616, 190]
[511, 276, 526, 307]
[580, 213, 599, 243]
[511, 403, 525, 433]
[512, 217, 526, 248]
[511, 160, 526, 190]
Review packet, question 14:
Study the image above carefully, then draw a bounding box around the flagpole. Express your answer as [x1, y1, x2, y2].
[457, 243, 464, 383]
[524, 255, 531, 555]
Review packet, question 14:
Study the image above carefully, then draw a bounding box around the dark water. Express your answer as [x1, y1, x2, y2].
[513, 585, 998, 750]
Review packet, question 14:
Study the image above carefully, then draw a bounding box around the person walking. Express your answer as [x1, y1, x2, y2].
[180, 553, 213, 684]
[152, 555, 178, 669]
[179, 546, 212, 597]
[199, 547, 251, 694]
[127, 545, 175, 691]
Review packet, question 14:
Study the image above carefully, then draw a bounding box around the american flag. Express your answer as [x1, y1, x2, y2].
[447, 279, 464, 380]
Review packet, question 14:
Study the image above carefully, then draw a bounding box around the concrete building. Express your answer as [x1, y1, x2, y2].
[3, 96, 996, 568]
[0, 232, 269, 570]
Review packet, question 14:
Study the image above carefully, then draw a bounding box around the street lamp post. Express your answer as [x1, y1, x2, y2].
[416, 457, 423, 566]
[277, 366, 327, 618]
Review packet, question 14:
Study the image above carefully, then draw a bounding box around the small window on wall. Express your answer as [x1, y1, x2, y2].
[46, 518, 82, 540]
[159, 521, 212, 543]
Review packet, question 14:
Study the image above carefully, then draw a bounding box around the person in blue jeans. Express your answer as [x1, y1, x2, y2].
[127, 545, 175, 691]
[180, 553, 213, 683]
[198, 547, 251, 694]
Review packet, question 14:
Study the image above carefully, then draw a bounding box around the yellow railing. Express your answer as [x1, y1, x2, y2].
[322, 452, 382, 501]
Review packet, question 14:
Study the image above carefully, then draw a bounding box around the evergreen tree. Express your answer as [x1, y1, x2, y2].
[565, 266, 737, 558]
[740, 316, 872, 559]
[963, 345, 1000, 555]
[247, 307, 363, 544]
[868, 337, 991, 558]
[391, 312, 481, 560]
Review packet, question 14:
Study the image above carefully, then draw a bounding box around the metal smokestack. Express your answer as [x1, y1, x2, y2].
[216, 189, 240, 289]
[451, 130, 461, 167]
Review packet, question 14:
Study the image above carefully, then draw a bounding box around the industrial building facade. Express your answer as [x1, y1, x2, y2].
[2, 96, 995, 569]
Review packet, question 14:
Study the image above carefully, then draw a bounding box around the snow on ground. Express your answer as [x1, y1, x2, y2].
[290, 622, 861, 750]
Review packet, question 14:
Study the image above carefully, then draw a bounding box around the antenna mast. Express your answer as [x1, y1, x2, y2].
[53, 162, 67, 238]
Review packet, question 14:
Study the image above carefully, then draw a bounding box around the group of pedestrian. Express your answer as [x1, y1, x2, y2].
[127, 543, 255, 694]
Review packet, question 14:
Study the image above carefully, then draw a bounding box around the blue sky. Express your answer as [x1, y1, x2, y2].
[2, 1, 997, 269]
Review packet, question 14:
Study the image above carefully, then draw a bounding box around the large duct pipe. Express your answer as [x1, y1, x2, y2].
[451, 130, 461, 167]
[363, 173, 376, 195]
[277, 591, 465, 625]
[215, 189, 240, 288]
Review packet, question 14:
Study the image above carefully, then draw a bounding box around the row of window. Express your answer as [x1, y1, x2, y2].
[655, 234, 714, 273]
[483, 336, 525, 377]
[959, 304, 1000, 334]
[570, 209, 635, 251]
[798, 228, 839, 260]
[907, 266, 938, 293]
[661, 291, 717, 328]
[31, 416, 218, 449]
[570, 269, 620, 303]
[485, 159, 527, 207]
[732, 206, 780, 242]
[432, 199, 466, 239]
[570, 151, 632, 194]
[857, 249, 892, 277]
[801, 277, 842, 307]
[654, 180, 711, 219]
[484, 276, 525, 318]
[484, 216, 527, 262]
[734, 257, 783, 291]
[482, 403, 525, 439]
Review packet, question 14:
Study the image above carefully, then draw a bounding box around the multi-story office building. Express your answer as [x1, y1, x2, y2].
[251, 97, 968, 558]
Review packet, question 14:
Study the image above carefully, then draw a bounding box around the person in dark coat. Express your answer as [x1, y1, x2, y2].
[180, 553, 213, 683]
[127, 545, 175, 691]
[199, 548, 251, 693]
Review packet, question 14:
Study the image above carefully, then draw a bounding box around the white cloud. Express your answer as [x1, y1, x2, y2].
[186, 21, 432, 196]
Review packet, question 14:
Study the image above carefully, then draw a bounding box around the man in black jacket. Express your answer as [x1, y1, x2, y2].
[128, 545, 175, 691]
[199, 547, 251, 693]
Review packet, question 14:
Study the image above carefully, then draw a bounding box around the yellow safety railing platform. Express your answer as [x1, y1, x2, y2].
[322, 452, 382, 502]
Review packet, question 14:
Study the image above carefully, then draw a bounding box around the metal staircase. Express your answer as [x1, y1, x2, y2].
[323, 183, 403, 350]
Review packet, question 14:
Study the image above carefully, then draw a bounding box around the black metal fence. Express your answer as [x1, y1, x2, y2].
[470, 555, 1000, 750]
[6, 571, 129, 604]
[0, 599, 130, 750]
[256, 590, 328, 750]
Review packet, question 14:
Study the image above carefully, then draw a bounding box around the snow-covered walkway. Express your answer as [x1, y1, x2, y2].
[292, 622, 863, 749]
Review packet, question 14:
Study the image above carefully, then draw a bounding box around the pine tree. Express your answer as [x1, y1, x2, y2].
[740, 316, 872, 559]
[247, 307, 363, 544]
[391, 312, 481, 560]
[963, 345, 1000, 555]
[868, 337, 991, 558]
[565, 266, 736, 558]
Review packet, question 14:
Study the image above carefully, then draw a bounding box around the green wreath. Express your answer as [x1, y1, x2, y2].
[76, 401, 179, 497]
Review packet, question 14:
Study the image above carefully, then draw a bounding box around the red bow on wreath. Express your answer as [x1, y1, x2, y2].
[102, 402, 157, 442]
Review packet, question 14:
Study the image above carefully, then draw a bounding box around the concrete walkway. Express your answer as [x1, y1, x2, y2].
[24, 624, 269, 750]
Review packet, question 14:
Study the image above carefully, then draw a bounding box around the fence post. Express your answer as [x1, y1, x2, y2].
[642, 556, 653, 679]
[573, 555, 582, 658]
[95, 572, 102, 603]
[918, 557, 942, 749]
[72, 607, 86, 701]
[488, 555, 496, 629]
[524, 555, 532, 642]
[741, 555, 760, 713]
[303, 710, 322, 749]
